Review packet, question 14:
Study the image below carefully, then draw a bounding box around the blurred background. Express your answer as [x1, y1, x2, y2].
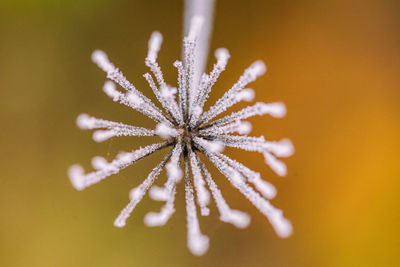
[0, 0, 399, 266]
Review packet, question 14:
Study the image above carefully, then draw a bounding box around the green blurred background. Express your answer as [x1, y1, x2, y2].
[0, 0, 399, 266]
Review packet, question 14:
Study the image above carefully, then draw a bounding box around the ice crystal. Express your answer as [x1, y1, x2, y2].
[69, 16, 294, 256]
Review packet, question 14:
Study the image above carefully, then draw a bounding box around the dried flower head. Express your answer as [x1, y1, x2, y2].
[69, 16, 294, 256]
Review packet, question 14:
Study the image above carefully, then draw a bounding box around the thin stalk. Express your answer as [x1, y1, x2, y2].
[183, 0, 216, 91]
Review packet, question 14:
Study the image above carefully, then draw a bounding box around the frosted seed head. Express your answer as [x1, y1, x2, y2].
[73, 21, 294, 254]
[91, 156, 108, 170]
[76, 113, 91, 129]
[147, 31, 163, 62]
[68, 165, 85, 190]
[92, 130, 114, 143]
[91, 50, 114, 73]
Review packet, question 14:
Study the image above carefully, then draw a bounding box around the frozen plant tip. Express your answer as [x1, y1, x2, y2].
[69, 16, 294, 256]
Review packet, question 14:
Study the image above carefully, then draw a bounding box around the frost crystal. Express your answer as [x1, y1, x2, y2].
[69, 16, 294, 256]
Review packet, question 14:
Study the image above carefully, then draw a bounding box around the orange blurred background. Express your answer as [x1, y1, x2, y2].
[0, 0, 399, 266]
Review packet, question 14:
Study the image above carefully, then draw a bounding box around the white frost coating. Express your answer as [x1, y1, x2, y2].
[264, 138, 294, 157]
[76, 113, 91, 129]
[259, 102, 286, 118]
[235, 88, 255, 102]
[102, 80, 168, 124]
[76, 113, 154, 142]
[204, 150, 292, 238]
[174, 60, 187, 118]
[92, 128, 154, 142]
[68, 165, 85, 191]
[214, 135, 266, 152]
[68, 142, 167, 191]
[148, 143, 182, 202]
[91, 156, 108, 170]
[91, 50, 114, 73]
[198, 61, 267, 126]
[199, 161, 250, 228]
[102, 81, 119, 100]
[92, 130, 115, 142]
[145, 144, 182, 227]
[189, 106, 203, 128]
[185, 181, 209, 256]
[263, 151, 287, 177]
[201, 120, 252, 136]
[92, 51, 169, 125]
[251, 176, 277, 200]
[144, 34, 183, 125]
[189, 152, 210, 216]
[216, 152, 277, 200]
[215, 48, 230, 64]
[214, 135, 289, 177]
[206, 102, 286, 129]
[247, 60, 267, 79]
[144, 200, 174, 226]
[237, 121, 252, 135]
[114, 150, 172, 228]
[147, 31, 163, 62]
[165, 143, 183, 182]
[145, 182, 176, 226]
[160, 86, 177, 99]
[155, 122, 179, 139]
[149, 185, 168, 201]
[192, 48, 230, 124]
[126, 91, 143, 106]
[193, 137, 224, 153]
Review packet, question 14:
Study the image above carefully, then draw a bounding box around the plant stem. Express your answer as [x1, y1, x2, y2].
[183, 0, 215, 89]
